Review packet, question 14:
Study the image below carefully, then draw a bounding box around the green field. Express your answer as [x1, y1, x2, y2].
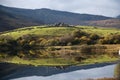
[1, 26, 120, 39]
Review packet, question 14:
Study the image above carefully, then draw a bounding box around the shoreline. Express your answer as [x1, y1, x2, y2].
[0, 60, 119, 80]
[0, 57, 119, 66]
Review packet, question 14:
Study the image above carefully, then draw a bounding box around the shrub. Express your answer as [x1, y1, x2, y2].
[79, 36, 91, 44]
[89, 33, 100, 40]
[72, 30, 86, 37]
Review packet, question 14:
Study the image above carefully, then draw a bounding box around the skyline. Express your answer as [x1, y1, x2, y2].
[0, 0, 120, 17]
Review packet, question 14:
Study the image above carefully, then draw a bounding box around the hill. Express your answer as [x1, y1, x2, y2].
[1, 26, 120, 39]
[0, 5, 44, 32]
[0, 9, 43, 32]
[0, 26, 119, 66]
[81, 19, 120, 28]
[0, 5, 113, 32]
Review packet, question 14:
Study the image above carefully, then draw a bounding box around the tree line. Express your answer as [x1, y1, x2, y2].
[1, 30, 120, 51]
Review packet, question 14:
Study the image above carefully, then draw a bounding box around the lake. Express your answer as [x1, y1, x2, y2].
[0, 47, 119, 80]
[0, 62, 119, 80]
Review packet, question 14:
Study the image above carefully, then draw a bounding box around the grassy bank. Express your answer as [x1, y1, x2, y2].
[0, 55, 118, 66]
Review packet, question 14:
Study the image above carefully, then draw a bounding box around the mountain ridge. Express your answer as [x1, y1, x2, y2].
[0, 5, 119, 32]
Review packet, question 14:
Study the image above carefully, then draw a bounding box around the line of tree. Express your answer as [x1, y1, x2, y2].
[1, 30, 120, 51]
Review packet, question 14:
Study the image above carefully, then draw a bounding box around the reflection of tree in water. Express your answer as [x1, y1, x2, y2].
[54, 65, 70, 70]
[114, 63, 120, 79]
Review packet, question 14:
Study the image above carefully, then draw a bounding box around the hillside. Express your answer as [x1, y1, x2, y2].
[81, 19, 120, 28]
[1, 26, 120, 39]
[0, 10, 43, 32]
[0, 5, 113, 32]
[0, 5, 44, 32]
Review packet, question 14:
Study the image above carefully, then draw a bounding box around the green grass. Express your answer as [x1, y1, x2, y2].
[76, 26, 120, 36]
[3, 56, 78, 66]
[82, 55, 118, 65]
[1, 54, 118, 66]
[1, 26, 120, 39]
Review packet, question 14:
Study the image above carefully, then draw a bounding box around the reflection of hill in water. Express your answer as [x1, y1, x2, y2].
[0, 61, 118, 80]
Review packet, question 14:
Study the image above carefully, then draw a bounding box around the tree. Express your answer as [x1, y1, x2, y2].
[72, 30, 86, 38]
[101, 34, 120, 44]
[17, 34, 39, 48]
[80, 36, 91, 44]
[72, 37, 80, 45]
[90, 33, 100, 40]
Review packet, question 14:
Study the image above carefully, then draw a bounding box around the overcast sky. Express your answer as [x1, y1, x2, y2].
[0, 0, 120, 17]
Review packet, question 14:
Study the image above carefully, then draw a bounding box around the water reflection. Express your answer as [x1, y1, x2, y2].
[0, 47, 119, 80]
[14, 64, 115, 80]
[0, 62, 118, 80]
[0, 48, 87, 66]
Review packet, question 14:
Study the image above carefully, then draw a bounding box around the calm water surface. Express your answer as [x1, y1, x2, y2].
[1, 62, 118, 80]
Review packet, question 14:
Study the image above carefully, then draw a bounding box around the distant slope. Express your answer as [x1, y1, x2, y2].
[0, 5, 44, 31]
[0, 10, 43, 31]
[33, 8, 112, 24]
[0, 5, 115, 32]
[81, 19, 120, 28]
